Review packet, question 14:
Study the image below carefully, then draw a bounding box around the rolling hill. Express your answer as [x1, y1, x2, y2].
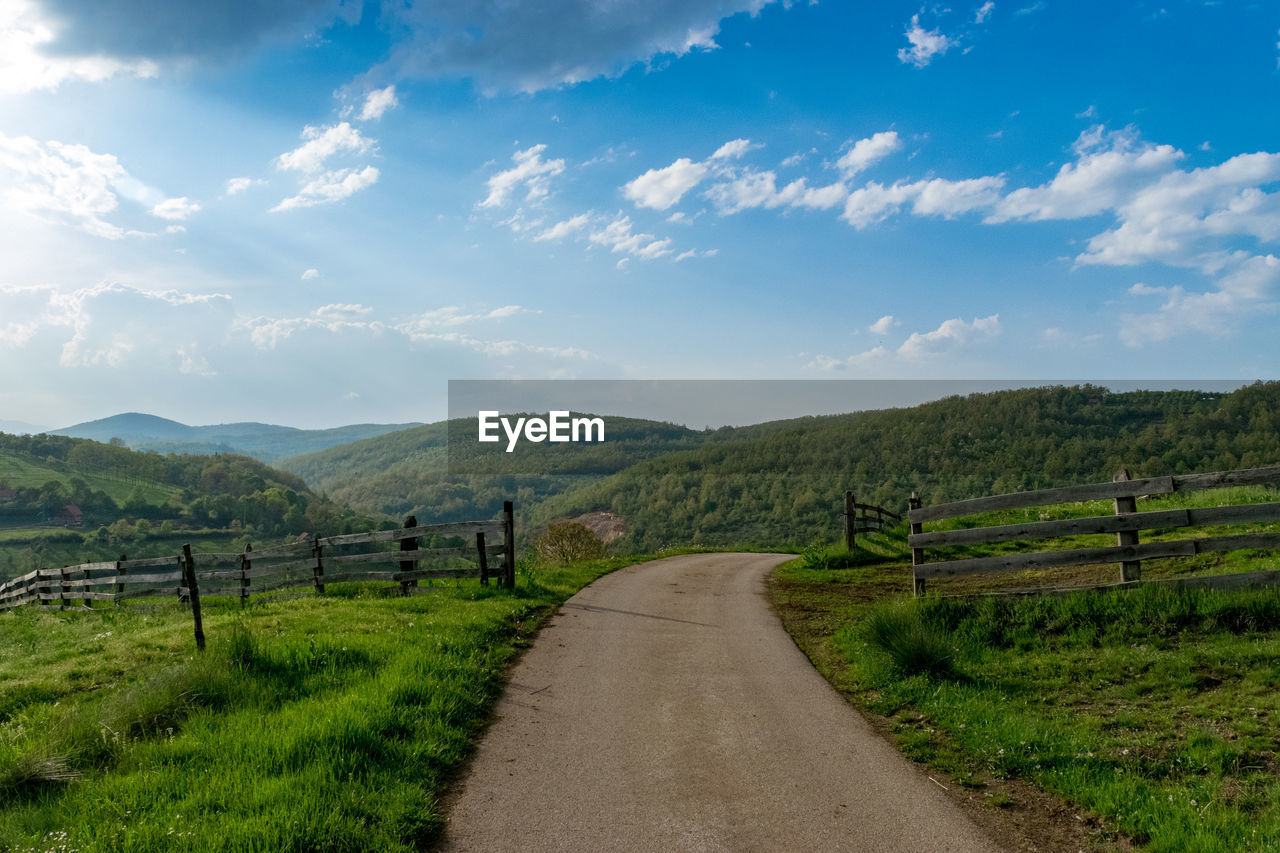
[282, 383, 1280, 550]
[52, 413, 421, 462]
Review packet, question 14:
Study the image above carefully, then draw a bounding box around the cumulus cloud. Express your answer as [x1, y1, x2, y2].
[357, 85, 398, 121]
[150, 196, 199, 220]
[276, 122, 372, 173]
[0, 130, 162, 238]
[869, 314, 899, 335]
[481, 144, 566, 208]
[897, 14, 955, 67]
[623, 158, 710, 210]
[974, 2, 995, 24]
[810, 314, 999, 370]
[270, 165, 380, 212]
[842, 176, 1006, 228]
[588, 214, 672, 259]
[709, 138, 753, 160]
[835, 131, 902, 179]
[300, 268, 320, 280]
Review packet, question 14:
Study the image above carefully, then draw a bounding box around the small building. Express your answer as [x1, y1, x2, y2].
[55, 504, 84, 527]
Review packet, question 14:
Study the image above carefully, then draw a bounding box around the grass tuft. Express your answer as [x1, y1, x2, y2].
[862, 600, 961, 679]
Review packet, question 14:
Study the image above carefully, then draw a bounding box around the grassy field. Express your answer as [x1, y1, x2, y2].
[0, 555, 660, 852]
[0, 451, 180, 507]
[770, 555, 1280, 852]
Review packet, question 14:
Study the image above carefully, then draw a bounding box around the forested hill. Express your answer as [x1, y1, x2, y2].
[275, 383, 1279, 549]
[532, 382, 1280, 549]
[0, 431, 366, 541]
[279, 416, 719, 523]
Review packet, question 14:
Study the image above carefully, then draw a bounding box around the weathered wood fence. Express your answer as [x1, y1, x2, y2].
[0, 502, 518, 648]
[907, 465, 1280, 596]
[842, 491, 902, 549]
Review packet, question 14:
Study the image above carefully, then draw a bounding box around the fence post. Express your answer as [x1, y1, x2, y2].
[81, 564, 92, 609]
[503, 501, 516, 590]
[60, 565, 70, 610]
[182, 544, 205, 652]
[239, 543, 252, 609]
[312, 536, 325, 595]
[909, 492, 925, 596]
[844, 491, 856, 550]
[476, 531, 489, 586]
[115, 554, 126, 607]
[1114, 468, 1142, 582]
[400, 515, 419, 596]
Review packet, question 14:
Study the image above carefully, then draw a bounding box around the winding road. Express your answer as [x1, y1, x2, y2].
[442, 552, 1000, 852]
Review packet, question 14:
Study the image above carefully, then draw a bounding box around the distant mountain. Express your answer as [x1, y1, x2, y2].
[0, 419, 50, 435]
[52, 413, 421, 462]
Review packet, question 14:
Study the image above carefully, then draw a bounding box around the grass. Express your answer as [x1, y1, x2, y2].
[770, 558, 1280, 852]
[0, 451, 180, 507]
[0, 553, 661, 852]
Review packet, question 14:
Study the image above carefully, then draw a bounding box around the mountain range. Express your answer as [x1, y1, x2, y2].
[48, 413, 421, 463]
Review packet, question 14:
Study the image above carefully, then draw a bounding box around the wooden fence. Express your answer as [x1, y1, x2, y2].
[907, 465, 1280, 596]
[842, 491, 902, 549]
[0, 502, 518, 648]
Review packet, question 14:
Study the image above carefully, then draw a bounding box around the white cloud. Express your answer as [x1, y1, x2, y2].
[990, 126, 1183, 223]
[974, 2, 995, 24]
[710, 138, 753, 160]
[177, 345, 214, 377]
[357, 85, 398, 121]
[0, 281, 230, 368]
[869, 314, 899, 335]
[0, 0, 157, 95]
[276, 122, 372, 174]
[1119, 254, 1280, 346]
[534, 213, 592, 241]
[150, 196, 199, 220]
[623, 157, 710, 210]
[588, 214, 672, 259]
[835, 131, 901, 179]
[842, 176, 1005, 228]
[0, 131, 130, 238]
[481, 144, 566, 208]
[897, 14, 955, 67]
[270, 166, 380, 212]
[898, 314, 1001, 359]
[300, 268, 320, 280]
[224, 176, 264, 196]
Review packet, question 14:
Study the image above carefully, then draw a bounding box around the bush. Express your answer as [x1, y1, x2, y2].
[536, 522, 606, 565]
[863, 600, 960, 679]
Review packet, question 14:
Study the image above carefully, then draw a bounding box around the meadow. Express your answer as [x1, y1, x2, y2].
[0, 556, 655, 852]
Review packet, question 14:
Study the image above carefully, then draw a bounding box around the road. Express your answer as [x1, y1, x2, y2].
[442, 552, 1000, 852]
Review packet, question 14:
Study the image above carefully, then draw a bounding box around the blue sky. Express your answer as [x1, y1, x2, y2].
[0, 0, 1277, 429]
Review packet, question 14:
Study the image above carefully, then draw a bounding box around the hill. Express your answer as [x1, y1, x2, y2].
[52, 413, 421, 462]
[0, 431, 376, 580]
[534, 382, 1280, 549]
[280, 383, 1280, 551]
[280, 415, 719, 524]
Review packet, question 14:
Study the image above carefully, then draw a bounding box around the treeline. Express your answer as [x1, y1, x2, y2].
[532, 383, 1280, 549]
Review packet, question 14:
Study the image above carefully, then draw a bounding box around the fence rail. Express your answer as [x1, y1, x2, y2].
[907, 465, 1280, 596]
[842, 491, 903, 549]
[0, 502, 518, 647]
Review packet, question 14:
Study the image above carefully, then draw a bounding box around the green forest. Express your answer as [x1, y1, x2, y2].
[287, 382, 1280, 551]
[0, 432, 378, 580]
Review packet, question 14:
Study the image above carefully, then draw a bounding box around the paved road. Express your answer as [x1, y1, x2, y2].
[442, 553, 1000, 852]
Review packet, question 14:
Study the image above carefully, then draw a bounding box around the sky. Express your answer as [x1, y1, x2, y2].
[0, 0, 1277, 430]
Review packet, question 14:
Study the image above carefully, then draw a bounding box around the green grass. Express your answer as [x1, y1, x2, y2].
[771, 560, 1280, 852]
[0, 451, 180, 507]
[0, 554, 657, 852]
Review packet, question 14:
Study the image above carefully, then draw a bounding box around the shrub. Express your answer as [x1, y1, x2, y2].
[536, 522, 606, 565]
